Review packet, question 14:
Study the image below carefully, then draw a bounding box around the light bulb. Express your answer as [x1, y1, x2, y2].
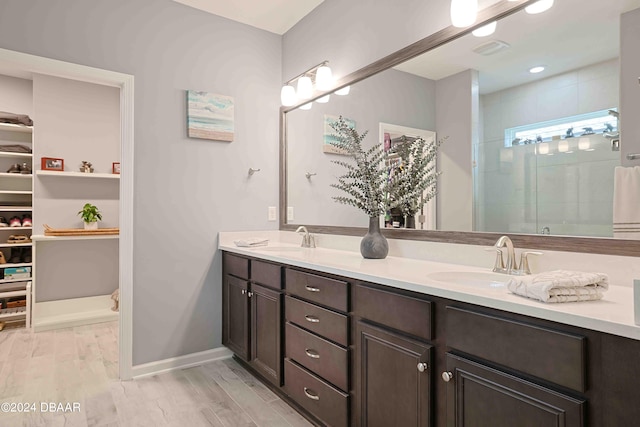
[315, 65, 333, 91]
[335, 86, 350, 96]
[316, 95, 330, 103]
[526, 0, 554, 14]
[472, 21, 497, 37]
[558, 140, 569, 153]
[529, 66, 545, 74]
[450, 0, 478, 27]
[578, 138, 591, 150]
[538, 143, 549, 155]
[280, 85, 297, 106]
[300, 102, 312, 110]
[297, 76, 313, 100]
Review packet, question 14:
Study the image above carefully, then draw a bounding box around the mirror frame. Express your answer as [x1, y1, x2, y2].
[280, 0, 640, 257]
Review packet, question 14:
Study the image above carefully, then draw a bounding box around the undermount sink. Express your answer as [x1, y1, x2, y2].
[255, 246, 304, 252]
[427, 271, 512, 289]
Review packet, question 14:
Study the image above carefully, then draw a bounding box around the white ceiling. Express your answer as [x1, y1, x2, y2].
[396, 0, 640, 94]
[173, 0, 324, 34]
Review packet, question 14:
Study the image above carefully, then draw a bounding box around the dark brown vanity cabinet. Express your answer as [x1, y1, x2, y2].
[354, 284, 434, 427]
[222, 253, 283, 386]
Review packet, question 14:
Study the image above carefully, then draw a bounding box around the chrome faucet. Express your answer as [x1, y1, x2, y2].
[295, 226, 316, 248]
[494, 235, 517, 273]
[489, 235, 542, 275]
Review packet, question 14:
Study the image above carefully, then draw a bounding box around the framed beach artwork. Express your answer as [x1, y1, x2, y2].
[187, 90, 234, 142]
[322, 114, 356, 155]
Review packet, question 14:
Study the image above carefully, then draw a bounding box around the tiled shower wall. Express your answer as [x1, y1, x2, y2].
[475, 59, 620, 237]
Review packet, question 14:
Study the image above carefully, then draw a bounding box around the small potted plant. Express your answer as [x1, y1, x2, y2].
[78, 203, 102, 230]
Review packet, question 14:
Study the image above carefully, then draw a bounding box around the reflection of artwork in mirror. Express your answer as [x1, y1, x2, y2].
[323, 114, 355, 154]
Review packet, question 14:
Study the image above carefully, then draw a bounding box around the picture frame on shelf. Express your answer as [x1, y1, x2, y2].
[41, 157, 64, 171]
[112, 162, 120, 174]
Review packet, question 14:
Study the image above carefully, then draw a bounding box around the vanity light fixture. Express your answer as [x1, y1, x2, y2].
[525, 0, 554, 14]
[558, 140, 569, 153]
[450, 0, 478, 27]
[578, 138, 594, 151]
[280, 61, 334, 107]
[316, 95, 330, 103]
[300, 102, 312, 110]
[472, 21, 497, 37]
[538, 142, 550, 155]
[335, 86, 350, 96]
[529, 65, 545, 74]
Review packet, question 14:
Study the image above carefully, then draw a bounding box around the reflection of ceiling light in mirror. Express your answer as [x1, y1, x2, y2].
[450, 0, 478, 27]
[297, 76, 313, 100]
[529, 66, 545, 74]
[538, 143, 549, 155]
[280, 85, 297, 107]
[315, 65, 333, 91]
[316, 95, 330, 103]
[578, 138, 591, 150]
[472, 21, 497, 37]
[472, 40, 510, 56]
[558, 140, 569, 152]
[300, 102, 312, 110]
[336, 86, 350, 96]
[525, 0, 554, 14]
[500, 148, 513, 163]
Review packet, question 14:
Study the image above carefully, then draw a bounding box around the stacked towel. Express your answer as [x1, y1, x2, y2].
[507, 270, 608, 303]
[613, 166, 640, 239]
[233, 238, 269, 248]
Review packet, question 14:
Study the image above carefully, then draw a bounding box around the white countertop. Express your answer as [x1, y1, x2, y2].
[219, 231, 640, 341]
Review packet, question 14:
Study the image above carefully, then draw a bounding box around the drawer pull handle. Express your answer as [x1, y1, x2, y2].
[305, 285, 320, 293]
[417, 362, 428, 373]
[303, 387, 320, 401]
[304, 315, 320, 323]
[305, 349, 320, 359]
[442, 371, 453, 382]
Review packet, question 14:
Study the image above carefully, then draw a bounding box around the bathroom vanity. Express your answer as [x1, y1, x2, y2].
[220, 234, 640, 427]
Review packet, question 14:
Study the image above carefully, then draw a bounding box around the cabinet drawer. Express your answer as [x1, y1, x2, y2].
[284, 359, 349, 427]
[285, 323, 348, 391]
[223, 253, 249, 279]
[251, 259, 282, 290]
[446, 306, 586, 392]
[286, 269, 348, 312]
[354, 284, 432, 341]
[285, 296, 348, 346]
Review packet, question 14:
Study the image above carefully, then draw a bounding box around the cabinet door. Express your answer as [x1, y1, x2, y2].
[444, 353, 584, 427]
[356, 320, 432, 427]
[222, 274, 249, 360]
[250, 283, 282, 386]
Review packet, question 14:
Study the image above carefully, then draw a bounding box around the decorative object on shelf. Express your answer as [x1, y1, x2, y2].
[43, 224, 119, 236]
[79, 161, 94, 173]
[582, 127, 595, 135]
[112, 162, 120, 174]
[187, 90, 234, 142]
[41, 157, 64, 171]
[111, 288, 119, 312]
[77, 203, 102, 230]
[565, 127, 574, 138]
[323, 114, 356, 155]
[327, 116, 388, 259]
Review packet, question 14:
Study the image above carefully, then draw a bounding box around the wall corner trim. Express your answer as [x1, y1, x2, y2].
[131, 346, 233, 379]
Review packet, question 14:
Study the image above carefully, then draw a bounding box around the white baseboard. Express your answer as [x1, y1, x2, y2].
[131, 346, 233, 379]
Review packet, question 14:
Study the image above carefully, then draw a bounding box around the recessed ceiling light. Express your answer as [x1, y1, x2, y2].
[472, 21, 497, 37]
[525, 0, 554, 15]
[529, 66, 545, 74]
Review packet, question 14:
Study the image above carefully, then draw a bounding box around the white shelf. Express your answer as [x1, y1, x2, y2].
[0, 306, 27, 319]
[31, 234, 118, 242]
[0, 263, 32, 269]
[0, 152, 33, 159]
[33, 295, 117, 332]
[0, 123, 32, 134]
[0, 290, 28, 299]
[0, 206, 31, 211]
[0, 190, 32, 195]
[0, 277, 31, 284]
[36, 170, 119, 179]
[0, 227, 32, 231]
[0, 173, 32, 179]
[0, 243, 32, 249]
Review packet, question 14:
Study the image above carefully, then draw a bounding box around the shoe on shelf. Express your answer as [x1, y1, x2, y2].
[21, 215, 32, 227]
[21, 248, 31, 263]
[19, 162, 32, 174]
[9, 216, 21, 227]
[0, 251, 6, 265]
[7, 234, 30, 244]
[9, 248, 21, 264]
[0, 217, 8, 227]
[6, 164, 21, 173]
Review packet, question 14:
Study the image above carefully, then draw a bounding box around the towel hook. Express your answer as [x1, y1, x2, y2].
[248, 168, 261, 176]
[627, 154, 640, 160]
[305, 172, 317, 179]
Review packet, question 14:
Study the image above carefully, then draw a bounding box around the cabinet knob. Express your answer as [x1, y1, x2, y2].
[442, 371, 453, 382]
[304, 315, 320, 323]
[305, 285, 320, 293]
[305, 348, 320, 359]
[417, 362, 428, 373]
[303, 387, 320, 401]
[241, 289, 246, 295]
[247, 291, 253, 298]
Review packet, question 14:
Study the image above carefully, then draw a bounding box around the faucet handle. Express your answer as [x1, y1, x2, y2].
[484, 247, 505, 272]
[308, 234, 316, 248]
[517, 251, 543, 275]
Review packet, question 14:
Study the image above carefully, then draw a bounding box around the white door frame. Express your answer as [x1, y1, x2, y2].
[0, 48, 134, 380]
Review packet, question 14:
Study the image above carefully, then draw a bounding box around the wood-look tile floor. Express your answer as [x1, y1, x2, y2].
[0, 322, 312, 427]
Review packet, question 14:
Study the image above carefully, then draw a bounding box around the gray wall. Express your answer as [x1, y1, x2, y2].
[0, 0, 281, 364]
[621, 8, 640, 167]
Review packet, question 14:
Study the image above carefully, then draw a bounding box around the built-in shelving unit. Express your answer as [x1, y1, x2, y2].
[0, 151, 32, 159]
[0, 190, 32, 195]
[0, 173, 32, 179]
[31, 234, 118, 242]
[0, 206, 32, 212]
[0, 123, 32, 133]
[35, 170, 119, 179]
[0, 243, 32, 248]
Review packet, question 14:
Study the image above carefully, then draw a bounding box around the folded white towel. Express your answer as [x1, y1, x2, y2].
[613, 166, 640, 239]
[233, 238, 269, 248]
[507, 270, 608, 303]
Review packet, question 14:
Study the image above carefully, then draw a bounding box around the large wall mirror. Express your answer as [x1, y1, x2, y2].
[281, 0, 640, 256]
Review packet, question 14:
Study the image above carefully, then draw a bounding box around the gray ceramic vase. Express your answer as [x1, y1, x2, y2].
[360, 217, 389, 259]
